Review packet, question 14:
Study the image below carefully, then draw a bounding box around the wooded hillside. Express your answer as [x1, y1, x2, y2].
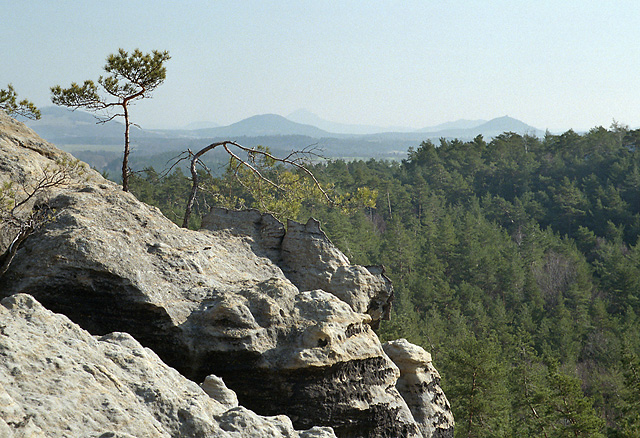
[130, 125, 640, 437]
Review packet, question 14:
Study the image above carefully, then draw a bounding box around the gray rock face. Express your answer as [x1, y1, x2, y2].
[281, 218, 393, 327]
[383, 340, 454, 438]
[0, 111, 453, 437]
[0, 293, 335, 437]
[200, 208, 393, 327]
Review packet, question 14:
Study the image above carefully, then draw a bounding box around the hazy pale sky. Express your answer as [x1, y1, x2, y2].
[2, 1, 639, 132]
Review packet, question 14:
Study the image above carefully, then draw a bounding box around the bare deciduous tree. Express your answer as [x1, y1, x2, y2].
[171, 141, 330, 228]
[0, 158, 85, 277]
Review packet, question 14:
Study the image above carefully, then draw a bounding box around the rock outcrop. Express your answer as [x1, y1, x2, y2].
[200, 208, 393, 327]
[0, 293, 335, 437]
[0, 110, 453, 437]
[383, 339, 454, 438]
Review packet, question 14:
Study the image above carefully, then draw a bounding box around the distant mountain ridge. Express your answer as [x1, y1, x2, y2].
[287, 109, 415, 135]
[192, 114, 331, 138]
[419, 115, 544, 139]
[23, 107, 546, 173]
[29, 106, 543, 141]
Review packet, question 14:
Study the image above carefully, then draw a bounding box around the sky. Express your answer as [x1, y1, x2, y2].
[2, 1, 640, 132]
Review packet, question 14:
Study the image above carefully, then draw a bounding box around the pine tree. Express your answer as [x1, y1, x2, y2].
[511, 335, 553, 437]
[618, 343, 640, 436]
[544, 358, 606, 437]
[443, 331, 511, 437]
[51, 48, 170, 191]
[0, 84, 40, 119]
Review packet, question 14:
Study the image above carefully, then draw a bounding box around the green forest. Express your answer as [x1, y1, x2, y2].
[127, 125, 640, 437]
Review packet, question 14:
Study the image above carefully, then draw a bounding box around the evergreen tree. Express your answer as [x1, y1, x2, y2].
[544, 358, 606, 437]
[0, 84, 40, 119]
[511, 335, 553, 438]
[617, 343, 640, 436]
[443, 331, 510, 437]
[52, 48, 170, 191]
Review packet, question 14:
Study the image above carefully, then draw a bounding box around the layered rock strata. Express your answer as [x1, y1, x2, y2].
[383, 339, 454, 438]
[0, 110, 453, 437]
[0, 293, 335, 437]
[201, 208, 394, 327]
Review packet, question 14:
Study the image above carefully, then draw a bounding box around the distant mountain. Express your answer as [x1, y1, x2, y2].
[418, 119, 487, 132]
[287, 109, 415, 135]
[415, 116, 544, 139]
[182, 121, 220, 130]
[193, 114, 331, 138]
[25, 106, 157, 143]
[474, 116, 537, 134]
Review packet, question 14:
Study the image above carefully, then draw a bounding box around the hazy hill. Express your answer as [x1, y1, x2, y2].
[192, 114, 331, 138]
[475, 115, 540, 134]
[417, 118, 487, 132]
[287, 109, 415, 135]
[415, 115, 544, 139]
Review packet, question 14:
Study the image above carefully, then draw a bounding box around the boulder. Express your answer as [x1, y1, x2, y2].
[0, 293, 335, 437]
[200, 208, 393, 327]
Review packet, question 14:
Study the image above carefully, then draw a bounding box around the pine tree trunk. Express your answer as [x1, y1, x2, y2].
[122, 104, 130, 192]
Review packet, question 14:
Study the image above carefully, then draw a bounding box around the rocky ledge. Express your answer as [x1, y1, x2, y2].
[0, 294, 336, 437]
[0, 110, 453, 437]
[383, 340, 453, 438]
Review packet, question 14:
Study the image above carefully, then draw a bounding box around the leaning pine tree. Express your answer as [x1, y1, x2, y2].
[51, 48, 170, 191]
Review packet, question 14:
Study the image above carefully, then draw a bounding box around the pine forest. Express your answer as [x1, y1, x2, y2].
[128, 125, 640, 437]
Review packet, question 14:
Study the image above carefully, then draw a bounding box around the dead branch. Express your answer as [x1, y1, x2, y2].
[0, 206, 60, 278]
[0, 158, 84, 278]
[10, 163, 79, 215]
[181, 141, 330, 228]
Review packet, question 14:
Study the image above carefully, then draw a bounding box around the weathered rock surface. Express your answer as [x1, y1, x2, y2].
[0, 293, 336, 437]
[383, 340, 454, 438]
[0, 110, 453, 437]
[201, 208, 393, 327]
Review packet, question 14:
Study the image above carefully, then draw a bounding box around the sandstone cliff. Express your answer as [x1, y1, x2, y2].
[0, 110, 454, 437]
[0, 294, 335, 437]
